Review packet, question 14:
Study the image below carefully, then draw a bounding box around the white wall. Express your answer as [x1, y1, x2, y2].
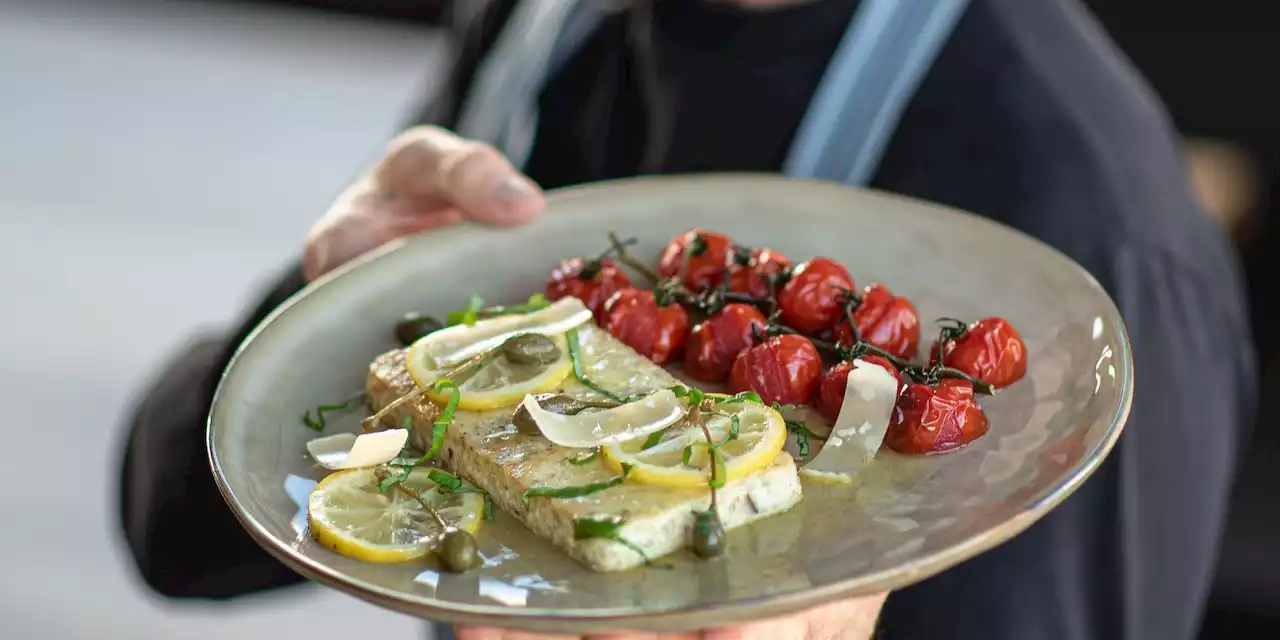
[0, 1, 448, 637]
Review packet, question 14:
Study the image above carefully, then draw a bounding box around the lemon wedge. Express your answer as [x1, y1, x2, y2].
[407, 335, 573, 411]
[307, 468, 484, 564]
[409, 297, 591, 370]
[601, 401, 787, 489]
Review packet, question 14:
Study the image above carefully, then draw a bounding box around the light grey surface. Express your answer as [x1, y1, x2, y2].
[0, 1, 447, 637]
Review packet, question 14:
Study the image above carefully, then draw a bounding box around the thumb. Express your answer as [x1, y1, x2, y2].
[376, 125, 545, 226]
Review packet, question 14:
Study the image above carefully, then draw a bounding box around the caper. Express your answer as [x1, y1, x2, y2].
[511, 393, 617, 434]
[394, 313, 444, 346]
[501, 333, 561, 365]
[692, 513, 727, 558]
[437, 529, 482, 573]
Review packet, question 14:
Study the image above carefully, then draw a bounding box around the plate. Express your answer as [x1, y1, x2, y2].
[208, 174, 1132, 634]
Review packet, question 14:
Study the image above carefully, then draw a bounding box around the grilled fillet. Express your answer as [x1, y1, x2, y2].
[365, 324, 803, 572]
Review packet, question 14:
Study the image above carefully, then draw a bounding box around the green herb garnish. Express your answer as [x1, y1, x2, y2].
[568, 450, 600, 465]
[640, 428, 668, 450]
[785, 419, 825, 458]
[572, 516, 668, 568]
[423, 379, 460, 460]
[445, 295, 486, 326]
[715, 391, 763, 405]
[523, 464, 632, 505]
[565, 328, 625, 402]
[377, 465, 413, 492]
[682, 445, 694, 467]
[427, 469, 494, 521]
[301, 391, 364, 431]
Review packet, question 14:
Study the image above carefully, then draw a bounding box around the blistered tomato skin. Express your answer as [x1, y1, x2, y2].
[603, 289, 691, 366]
[684, 304, 769, 383]
[729, 334, 822, 407]
[657, 229, 734, 293]
[930, 317, 1028, 389]
[884, 379, 989, 454]
[776, 257, 855, 335]
[545, 257, 632, 322]
[815, 356, 902, 424]
[834, 284, 921, 360]
[728, 248, 791, 300]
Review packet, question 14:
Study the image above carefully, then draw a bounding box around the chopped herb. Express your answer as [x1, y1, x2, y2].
[445, 295, 486, 326]
[785, 419, 825, 458]
[423, 379, 460, 460]
[640, 428, 668, 450]
[565, 328, 625, 402]
[500, 293, 551, 315]
[427, 469, 464, 492]
[712, 413, 741, 447]
[682, 445, 694, 467]
[428, 469, 495, 521]
[572, 515, 669, 568]
[714, 391, 763, 405]
[377, 465, 413, 492]
[301, 391, 364, 431]
[707, 447, 727, 490]
[568, 450, 599, 465]
[522, 464, 632, 505]
[670, 385, 707, 406]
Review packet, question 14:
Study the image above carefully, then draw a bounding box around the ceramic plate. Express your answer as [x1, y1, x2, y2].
[208, 174, 1132, 634]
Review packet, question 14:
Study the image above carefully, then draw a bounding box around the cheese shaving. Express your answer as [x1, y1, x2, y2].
[799, 360, 900, 482]
[411, 297, 592, 369]
[519, 389, 686, 448]
[306, 429, 409, 470]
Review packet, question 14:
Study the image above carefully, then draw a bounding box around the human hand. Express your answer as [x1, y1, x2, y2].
[302, 126, 545, 282]
[454, 592, 889, 640]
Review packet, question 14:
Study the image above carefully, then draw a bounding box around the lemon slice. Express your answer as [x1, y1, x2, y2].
[600, 402, 787, 489]
[307, 468, 484, 564]
[410, 297, 591, 369]
[407, 335, 573, 411]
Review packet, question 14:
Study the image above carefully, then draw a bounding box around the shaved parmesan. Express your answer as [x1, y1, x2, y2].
[412, 297, 592, 369]
[519, 389, 686, 448]
[800, 360, 900, 483]
[306, 429, 409, 470]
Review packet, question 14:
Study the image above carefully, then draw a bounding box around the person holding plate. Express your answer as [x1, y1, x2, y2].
[119, 0, 1253, 639]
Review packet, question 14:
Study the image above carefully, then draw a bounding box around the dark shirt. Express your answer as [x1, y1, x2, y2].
[118, 1, 1255, 638]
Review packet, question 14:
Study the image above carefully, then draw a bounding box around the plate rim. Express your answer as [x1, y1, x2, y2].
[206, 173, 1134, 633]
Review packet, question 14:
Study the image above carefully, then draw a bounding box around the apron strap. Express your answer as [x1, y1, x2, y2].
[457, 0, 969, 186]
[454, 0, 603, 169]
[784, 0, 970, 185]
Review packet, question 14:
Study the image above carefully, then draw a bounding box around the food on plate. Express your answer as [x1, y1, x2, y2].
[832, 283, 921, 360]
[602, 288, 691, 365]
[776, 257, 855, 334]
[657, 228, 734, 292]
[728, 247, 791, 300]
[684, 303, 769, 383]
[546, 256, 632, 321]
[729, 334, 823, 407]
[929, 317, 1028, 389]
[884, 379, 989, 454]
[295, 227, 1029, 574]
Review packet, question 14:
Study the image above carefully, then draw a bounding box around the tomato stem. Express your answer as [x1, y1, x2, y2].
[607, 231, 661, 284]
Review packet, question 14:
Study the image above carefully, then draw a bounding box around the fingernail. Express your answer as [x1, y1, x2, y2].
[490, 175, 537, 203]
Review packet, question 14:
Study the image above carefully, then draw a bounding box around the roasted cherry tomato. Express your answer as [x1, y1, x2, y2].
[545, 257, 632, 322]
[884, 379, 989, 454]
[815, 356, 902, 424]
[656, 229, 734, 293]
[776, 257, 854, 335]
[929, 317, 1028, 389]
[729, 334, 822, 407]
[684, 303, 768, 383]
[603, 288, 691, 366]
[728, 248, 791, 300]
[833, 284, 921, 360]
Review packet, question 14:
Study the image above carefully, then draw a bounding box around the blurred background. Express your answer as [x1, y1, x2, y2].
[0, 0, 1274, 638]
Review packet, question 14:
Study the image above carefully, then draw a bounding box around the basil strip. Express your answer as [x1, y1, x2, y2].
[522, 464, 632, 505]
[565, 328, 626, 402]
